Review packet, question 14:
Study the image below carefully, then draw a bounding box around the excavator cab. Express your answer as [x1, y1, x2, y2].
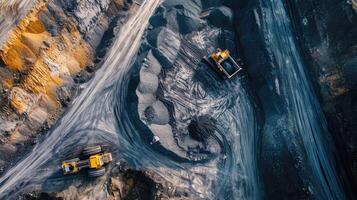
[204, 48, 243, 79]
[62, 160, 79, 174]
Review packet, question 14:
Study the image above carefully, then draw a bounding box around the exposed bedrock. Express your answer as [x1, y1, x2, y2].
[0, 0, 133, 174]
[56, 0, 131, 48]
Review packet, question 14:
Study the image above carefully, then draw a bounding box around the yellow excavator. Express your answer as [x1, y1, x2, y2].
[61, 145, 112, 177]
[204, 48, 243, 79]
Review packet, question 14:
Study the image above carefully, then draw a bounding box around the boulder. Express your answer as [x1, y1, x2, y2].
[28, 107, 48, 129]
[0, 118, 17, 132]
[175, 6, 205, 34]
[110, 177, 124, 192]
[208, 6, 234, 27]
[9, 87, 35, 115]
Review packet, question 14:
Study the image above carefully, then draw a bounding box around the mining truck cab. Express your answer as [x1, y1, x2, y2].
[204, 48, 243, 79]
[61, 146, 113, 177]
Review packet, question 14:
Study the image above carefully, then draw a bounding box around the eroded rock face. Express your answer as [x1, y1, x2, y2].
[57, 0, 121, 48]
[70, 0, 110, 33]
[0, 0, 132, 174]
[9, 87, 35, 114]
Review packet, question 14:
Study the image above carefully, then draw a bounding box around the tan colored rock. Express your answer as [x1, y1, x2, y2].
[57, 52, 81, 75]
[9, 87, 35, 114]
[21, 32, 50, 55]
[28, 107, 48, 129]
[111, 177, 124, 191]
[1, 40, 37, 71]
[56, 186, 79, 200]
[352, 0, 357, 13]
[16, 123, 33, 137]
[41, 92, 59, 108]
[126, 178, 134, 188]
[9, 130, 27, 143]
[0, 0, 133, 187]
[114, 0, 125, 7]
[0, 68, 13, 90]
[318, 67, 349, 100]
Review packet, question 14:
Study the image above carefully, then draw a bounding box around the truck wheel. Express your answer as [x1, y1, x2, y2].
[88, 168, 106, 177]
[83, 146, 102, 156]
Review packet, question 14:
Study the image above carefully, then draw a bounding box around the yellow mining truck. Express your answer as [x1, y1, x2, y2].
[61, 146, 113, 177]
[204, 48, 243, 79]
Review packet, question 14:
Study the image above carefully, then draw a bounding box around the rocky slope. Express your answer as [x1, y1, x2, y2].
[284, 0, 357, 197]
[0, 0, 132, 174]
[234, 0, 356, 198]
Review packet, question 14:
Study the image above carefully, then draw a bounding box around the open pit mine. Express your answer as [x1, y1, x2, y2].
[0, 0, 356, 199]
